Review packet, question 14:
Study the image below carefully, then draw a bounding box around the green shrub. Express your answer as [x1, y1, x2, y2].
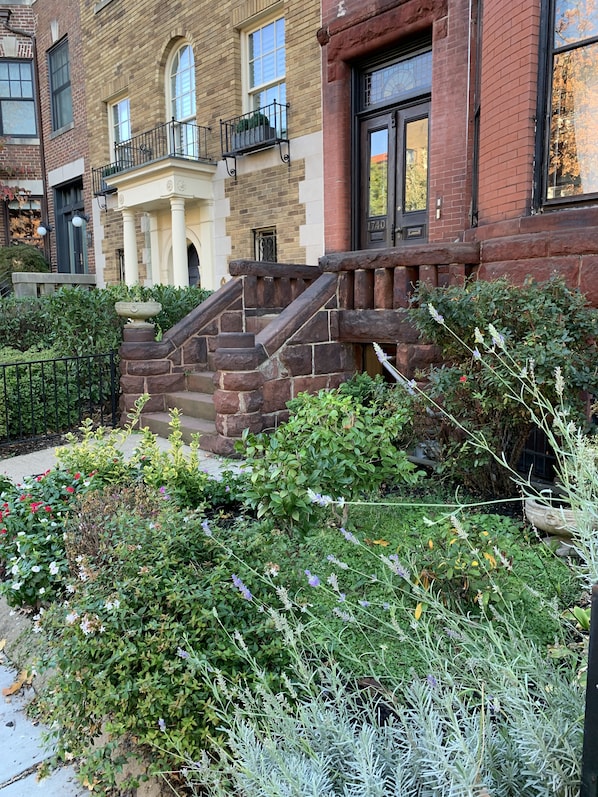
[0, 283, 212, 358]
[0, 243, 49, 274]
[0, 297, 50, 352]
[239, 386, 420, 530]
[409, 276, 598, 496]
[38, 507, 292, 791]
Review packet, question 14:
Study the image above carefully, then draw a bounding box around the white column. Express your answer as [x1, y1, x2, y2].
[122, 209, 139, 285]
[148, 212, 161, 285]
[170, 197, 188, 288]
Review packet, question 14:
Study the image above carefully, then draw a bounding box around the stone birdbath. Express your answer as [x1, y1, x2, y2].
[114, 300, 162, 327]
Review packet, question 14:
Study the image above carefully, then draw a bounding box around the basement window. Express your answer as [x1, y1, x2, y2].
[254, 227, 277, 262]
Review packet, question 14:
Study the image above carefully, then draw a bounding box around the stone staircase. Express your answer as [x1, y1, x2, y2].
[119, 246, 480, 455]
[140, 371, 221, 449]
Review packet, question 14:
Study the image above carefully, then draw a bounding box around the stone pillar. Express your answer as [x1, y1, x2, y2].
[122, 209, 139, 285]
[148, 212, 161, 285]
[170, 197, 188, 288]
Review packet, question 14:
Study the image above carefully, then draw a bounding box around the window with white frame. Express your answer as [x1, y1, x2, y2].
[0, 60, 36, 136]
[169, 43, 196, 157]
[110, 97, 130, 154]
[245, 15, 286, 123]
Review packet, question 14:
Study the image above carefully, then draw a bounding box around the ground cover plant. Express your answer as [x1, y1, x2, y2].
[0, 320, 594, 795]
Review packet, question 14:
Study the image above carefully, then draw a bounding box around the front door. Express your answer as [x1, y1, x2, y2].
[360, 101, 429, 249]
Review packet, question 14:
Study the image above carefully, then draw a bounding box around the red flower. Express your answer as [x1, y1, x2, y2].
[74, 473, 81, 480]
[44, 505, 52, 513]
[65, 486, 75, 494]
[459, 375, 467, 383]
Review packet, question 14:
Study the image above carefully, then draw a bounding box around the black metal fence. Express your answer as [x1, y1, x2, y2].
[92, 119, 212, 195]
[0, 351, 119, 445]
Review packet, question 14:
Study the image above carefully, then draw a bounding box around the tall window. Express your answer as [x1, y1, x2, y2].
[0, 60, 36, 136]
[246, 16, 286, 113]
[49, 39, 73, 131]
[169, 43, 196, 156]
[111, 98, 130, 152]
[110, 97, 131, 166]
[546, 0, 598, 199]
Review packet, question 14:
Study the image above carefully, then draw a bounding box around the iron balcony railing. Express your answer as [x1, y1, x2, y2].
[92, 119, 212, 195]
[0, 351, 119, 445]
[221, 100, 289, 157]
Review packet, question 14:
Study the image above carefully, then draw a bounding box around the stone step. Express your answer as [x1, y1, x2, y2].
[140, 411, 220, 453]
[186, 371, 215, 394]
[164, 391, 216, 421]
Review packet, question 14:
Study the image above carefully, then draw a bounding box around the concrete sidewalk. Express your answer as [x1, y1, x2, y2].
[0, 435, 238, 795]
[0, 431, 236, 485]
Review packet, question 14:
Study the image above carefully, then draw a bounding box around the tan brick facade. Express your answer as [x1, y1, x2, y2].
[66, 0, 324, 288]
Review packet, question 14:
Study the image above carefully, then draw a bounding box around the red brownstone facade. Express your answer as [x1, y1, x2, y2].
[318, 0, 598, 305]
[0, 2, 43, 252]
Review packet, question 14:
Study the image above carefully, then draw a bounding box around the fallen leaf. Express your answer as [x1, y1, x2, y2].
[0, 638, 6, 652]
[2, 669, 31, 697]
[414, 602, 423, 621]
[371, 539, 390, 547]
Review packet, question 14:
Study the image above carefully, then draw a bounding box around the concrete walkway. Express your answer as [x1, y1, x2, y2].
[0, 435, 238, 795]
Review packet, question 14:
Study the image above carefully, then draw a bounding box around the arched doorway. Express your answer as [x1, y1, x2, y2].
[187, 242, 200, 286]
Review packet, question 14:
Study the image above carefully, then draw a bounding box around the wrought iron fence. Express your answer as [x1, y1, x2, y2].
[92, 119, 212, 195]
[0, 351, 119, 445]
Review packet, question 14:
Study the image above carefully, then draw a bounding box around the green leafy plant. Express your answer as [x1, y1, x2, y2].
[408, 276, 597, 496]
[0, 242, 49, 274]
[239, 386, 420, 530]
[0, 468, 97, 607]
[235, 111, 271, 132]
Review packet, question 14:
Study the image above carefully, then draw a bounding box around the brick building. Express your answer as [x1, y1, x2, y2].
[75, 0, 323, 290]
[33, 0, 93, 276]
[0, 1, 43, 254]
[318, 0, 598, 307]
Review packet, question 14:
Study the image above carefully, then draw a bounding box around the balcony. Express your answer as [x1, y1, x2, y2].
[220, 101, 290, 177]
[92, 119, 212, 196]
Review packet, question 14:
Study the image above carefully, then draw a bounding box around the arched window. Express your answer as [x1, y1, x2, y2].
[169, 43, 196, 156]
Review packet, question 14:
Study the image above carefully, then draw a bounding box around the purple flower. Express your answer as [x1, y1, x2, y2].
[384, 554, 409, 579]
[232, 574, 253, 601]
[159, 486, 170, 499]
[427, 303, 445, 325]
[201, 519, 212, 537]
[177, 647, 190, 659]
[339, 527, 358, 544]
[158, 718, 166, 732]
[304, 569, 320, 587]
[426, 674, 438, 688]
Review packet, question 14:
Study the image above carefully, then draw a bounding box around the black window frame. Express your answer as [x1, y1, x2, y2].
[48, 38, 73, 132]
[0, 58, 37, 137]
[535, 0, 598, 209]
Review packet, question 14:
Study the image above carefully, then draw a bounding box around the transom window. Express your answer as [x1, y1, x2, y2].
[546, 0, 598, 199]
[48, 39, 73, 131]
[0, 60, 36, 136]
[246, 16, 286, 111]
[364, 50, 432, 109]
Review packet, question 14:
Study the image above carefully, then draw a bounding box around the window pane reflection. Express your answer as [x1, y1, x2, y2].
[404, 118, 428, 212]
[368, 128, 388, 217]
[548, 43, 598, 198]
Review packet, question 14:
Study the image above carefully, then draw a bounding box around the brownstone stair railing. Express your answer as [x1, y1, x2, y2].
[119, 243, 480, 454]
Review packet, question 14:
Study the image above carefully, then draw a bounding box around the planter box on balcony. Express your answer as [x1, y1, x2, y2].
[231, 123, 276, 153]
